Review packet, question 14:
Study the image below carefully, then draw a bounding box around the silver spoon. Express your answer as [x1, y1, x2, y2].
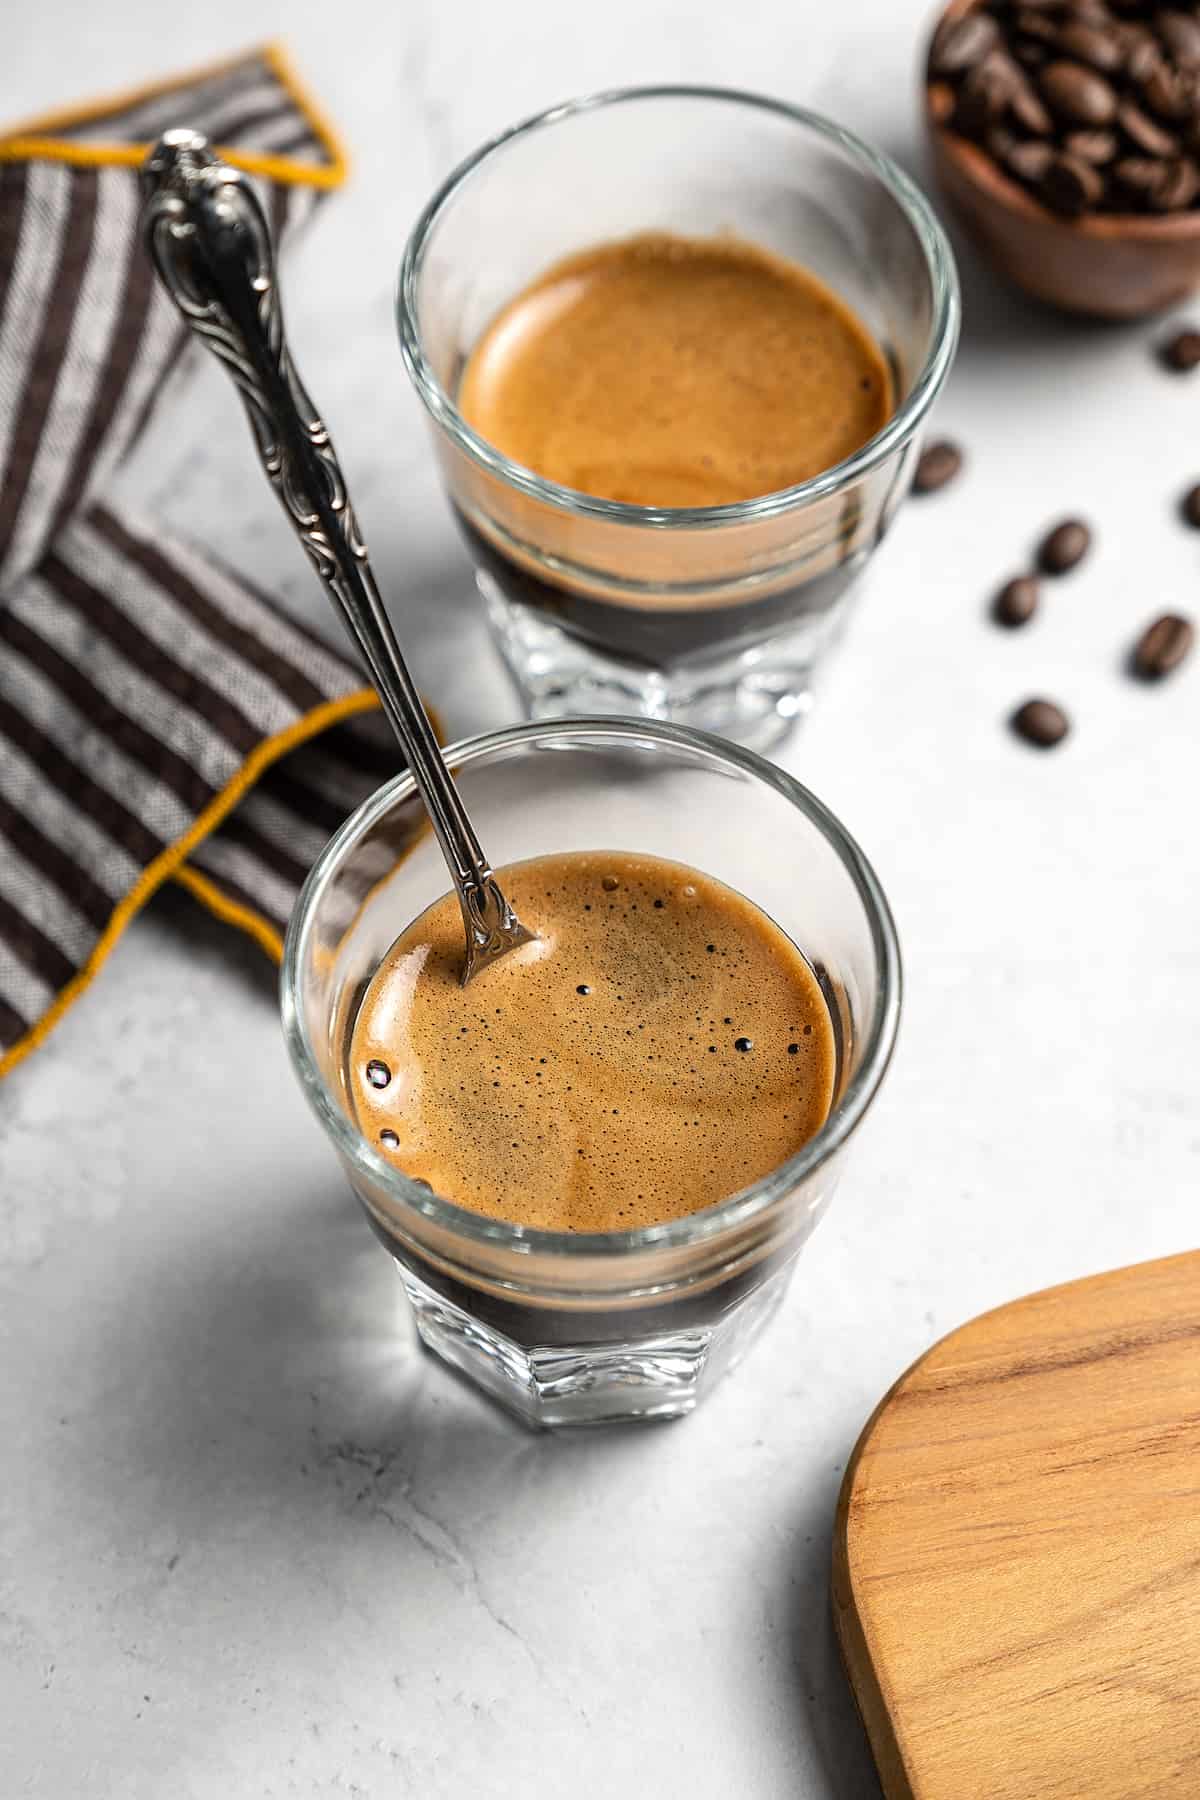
[140, 130, 533, 983]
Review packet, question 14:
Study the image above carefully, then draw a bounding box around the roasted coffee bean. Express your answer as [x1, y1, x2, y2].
[1010, 71, 1057, 133]
[1125, 36, 1165, 84]
[987, 123, 1020, 163]
[1162, 326, 1200, 368]
[913, 439, 964, 494]
[1180, 480, 1200, 525]
[939, 0, 1200, 218]
[1113, 154, 1170, 202]
[931, 10, 1002, 74]
[1116, 98, 1180, 155]
[1066, 126, 1119, 161]
[1132, 612, 1194, 676]
[956, 58, 1018, 131]
[1011, 698, 1071, 746]
[1058, 20, 1125, 69]
[1156, 10, 1200, 68]
[1140, 60, 1193, 120]
[1149, 155, 1200, 207]
[1039, 58, 1119, 123]
[1043, 148, 1107, 209]
[1016, 8, 1062, 45]
[1006, 136, 1057, 180]
[993, 575, 1040, 626]
[1038, 517, 1092, 572]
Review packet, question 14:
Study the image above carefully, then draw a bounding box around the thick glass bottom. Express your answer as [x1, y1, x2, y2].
[481, 576, 849, 753]
[398, 1261, 793, 1429]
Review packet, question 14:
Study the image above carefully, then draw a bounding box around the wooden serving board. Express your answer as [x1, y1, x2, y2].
[833, 1252, 1200, 1799]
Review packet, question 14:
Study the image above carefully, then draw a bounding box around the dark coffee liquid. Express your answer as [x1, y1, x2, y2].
[457, 504, 872, 670]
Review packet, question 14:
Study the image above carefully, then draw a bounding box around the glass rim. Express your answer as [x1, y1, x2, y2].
[396, 82, 960, 531]
[280, 717, 902, 1261]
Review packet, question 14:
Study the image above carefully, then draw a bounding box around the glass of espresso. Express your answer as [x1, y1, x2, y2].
[282, 719, 900, 1428]
[398, 87, 959, 748]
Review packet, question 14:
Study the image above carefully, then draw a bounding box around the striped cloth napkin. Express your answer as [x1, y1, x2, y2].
[0, 46, 414, 1080]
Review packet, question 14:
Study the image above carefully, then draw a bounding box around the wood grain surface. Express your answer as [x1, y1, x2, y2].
[833, 1252, 1200, 1799]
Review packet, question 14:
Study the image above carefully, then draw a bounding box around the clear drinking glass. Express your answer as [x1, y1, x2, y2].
[398, 86, 959, 750]
[281, 719, 900, 1429]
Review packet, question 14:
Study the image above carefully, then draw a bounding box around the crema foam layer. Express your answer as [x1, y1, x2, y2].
[457, 232, 893, 507]
[349, 851, 836, 1231]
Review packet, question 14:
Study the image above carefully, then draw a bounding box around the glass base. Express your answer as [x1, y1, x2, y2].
[481, 577, 841, 753]
[398, 1263, 793, 1429]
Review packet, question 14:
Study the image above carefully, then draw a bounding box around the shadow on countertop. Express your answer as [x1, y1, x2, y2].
[785, 1493, 885, 1799]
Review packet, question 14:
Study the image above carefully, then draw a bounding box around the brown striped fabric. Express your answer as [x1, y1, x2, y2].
[0, 51, 409, 1075]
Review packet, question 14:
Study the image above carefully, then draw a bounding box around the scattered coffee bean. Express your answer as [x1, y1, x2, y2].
[1011, 697, 1071, 747]
[993, 575, 1040, 627]
[1037, 517, 1092, 573]
[1132, 612, 1194, 677]
[1180, 481, 1200, 526]
[913, 439, 964, 494]
[1039, 60, 1119, 126]
[1162, 326, 1200, 369]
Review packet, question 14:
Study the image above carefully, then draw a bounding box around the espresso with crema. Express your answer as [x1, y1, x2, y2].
[348, 851, 835, 1231]
[452, 233, 893, 666]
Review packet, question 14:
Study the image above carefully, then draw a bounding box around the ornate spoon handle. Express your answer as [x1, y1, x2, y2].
[140, 131, 531, 981]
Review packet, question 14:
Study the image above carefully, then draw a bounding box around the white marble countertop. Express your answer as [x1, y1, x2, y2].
[3, 2, 1198, 1793]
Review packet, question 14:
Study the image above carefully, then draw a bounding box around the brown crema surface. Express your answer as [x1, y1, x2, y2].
[348, 851, 835, 1231]
[456, 232, 892, 507]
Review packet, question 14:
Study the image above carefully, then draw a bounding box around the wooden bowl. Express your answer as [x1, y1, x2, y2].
[925, 0, 1200, 319]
